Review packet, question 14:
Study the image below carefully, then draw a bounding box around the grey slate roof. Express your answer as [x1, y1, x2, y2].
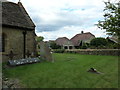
[1, 1, 35, 30]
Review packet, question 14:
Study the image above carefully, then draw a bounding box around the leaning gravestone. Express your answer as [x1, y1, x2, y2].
[40, 41, 53, 62]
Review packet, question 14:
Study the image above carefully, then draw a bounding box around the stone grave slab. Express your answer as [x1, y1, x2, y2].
[8, 58, 41, 66]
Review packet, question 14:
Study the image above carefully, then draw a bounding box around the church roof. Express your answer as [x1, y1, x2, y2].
[1, 1, 35, 30]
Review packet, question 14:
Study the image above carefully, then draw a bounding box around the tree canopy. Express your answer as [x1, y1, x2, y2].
[97, 1, 120, 39]
[36, 36, 44, 42]
[90, 38, 108, 48]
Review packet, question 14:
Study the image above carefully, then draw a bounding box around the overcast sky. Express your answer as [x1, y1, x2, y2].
[8, 0, 118, 41]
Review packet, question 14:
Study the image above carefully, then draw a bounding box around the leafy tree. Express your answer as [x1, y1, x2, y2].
[97, 1, 120, 42]
[36, 36, 44, 42]
[90, 38, 108, 48]
[36, 36, 44, 50]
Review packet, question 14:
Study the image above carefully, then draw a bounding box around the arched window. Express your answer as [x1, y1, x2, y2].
[0, 33, 6, 52]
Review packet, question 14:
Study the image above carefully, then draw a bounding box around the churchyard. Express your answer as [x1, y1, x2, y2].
[1, 0, 119, 89]
[3, 53, 118, 88]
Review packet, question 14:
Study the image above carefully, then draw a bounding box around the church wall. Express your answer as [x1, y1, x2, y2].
[26, 30, 37, 57]
[1, 27, 36, 62]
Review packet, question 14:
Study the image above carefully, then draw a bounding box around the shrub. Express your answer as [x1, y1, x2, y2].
[81, 43, 88, 49]
[53, 49, 65, 53]
[50, 42, 61, 49]
[90, 38, 108, 48]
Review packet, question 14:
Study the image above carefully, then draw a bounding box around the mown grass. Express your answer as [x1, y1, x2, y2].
[3, 53, 118, 88]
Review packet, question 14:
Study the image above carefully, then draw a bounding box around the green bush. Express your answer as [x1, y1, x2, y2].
[113, 43, 119, 49]
[90, 38, 108, 49]
[81, 43, 88, 49]
[50, 42, 61, 49]
[53, 49, 65, 53]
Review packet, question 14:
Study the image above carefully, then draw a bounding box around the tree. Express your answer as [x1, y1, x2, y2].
[36, 36, 44, 50]
[90, 38, 108, 48]
[97, 1, 120, 41]
[36, 36, 44, 42]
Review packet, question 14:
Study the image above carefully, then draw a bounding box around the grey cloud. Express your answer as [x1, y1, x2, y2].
[36, 24, 62, 32]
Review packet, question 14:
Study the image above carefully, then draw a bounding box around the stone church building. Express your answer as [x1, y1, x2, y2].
[0, 1, 37, 61]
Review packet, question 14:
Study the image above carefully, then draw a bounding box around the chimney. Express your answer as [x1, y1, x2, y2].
[81, 31, 84, 34]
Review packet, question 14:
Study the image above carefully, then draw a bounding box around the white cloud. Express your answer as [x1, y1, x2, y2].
[8, 0, 117, 41]
[37, 25, 107, 41]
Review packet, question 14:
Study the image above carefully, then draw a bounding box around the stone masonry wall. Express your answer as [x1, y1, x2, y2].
[65, 49, 120, 56]
[1, 27, 36, 62]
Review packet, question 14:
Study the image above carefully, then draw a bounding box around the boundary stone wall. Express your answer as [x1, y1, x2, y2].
[65, 49, 120, 56]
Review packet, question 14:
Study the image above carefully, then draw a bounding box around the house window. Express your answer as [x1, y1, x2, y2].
[0, 33, 6, 52]
[64, 46, 68, 49]
[69, 46, 73, 49]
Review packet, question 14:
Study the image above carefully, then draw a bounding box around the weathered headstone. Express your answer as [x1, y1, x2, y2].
[40, 41, 53, 62]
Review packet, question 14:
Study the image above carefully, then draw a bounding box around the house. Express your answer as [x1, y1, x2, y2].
[55, 37, 74, 49]
[107, 36, 118, 43]
[70, 31, 95, 48]
[0, 1, 37, 61]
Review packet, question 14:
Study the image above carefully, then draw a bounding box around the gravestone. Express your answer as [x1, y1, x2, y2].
[40, 41, 53, 62]
[8, 58, 41, 66]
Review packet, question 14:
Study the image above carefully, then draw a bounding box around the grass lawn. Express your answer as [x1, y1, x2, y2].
[3, 53, 118, 88]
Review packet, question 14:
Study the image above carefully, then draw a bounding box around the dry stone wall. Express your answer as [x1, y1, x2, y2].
[65, 49, 120, 56]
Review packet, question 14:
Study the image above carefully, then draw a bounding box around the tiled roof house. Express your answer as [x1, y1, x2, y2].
[70, 31, 95, 47]
[55, 37, 74, 49]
